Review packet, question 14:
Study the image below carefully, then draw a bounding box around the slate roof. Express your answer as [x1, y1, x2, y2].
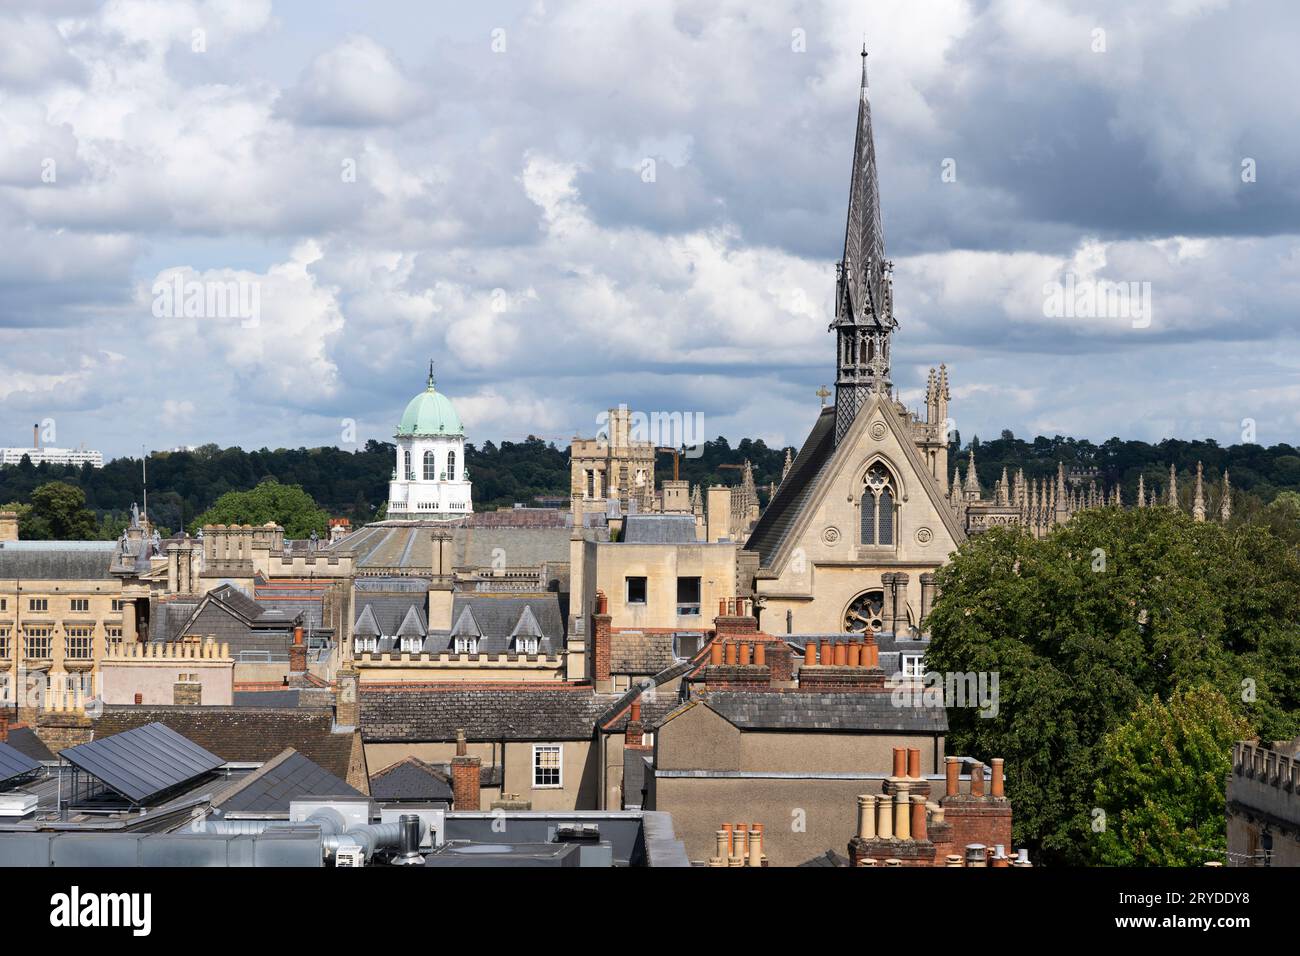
[150, 600, 199, 642]
[798, 850, 850, 868]
[93, 707, 359, 781]
[598, 659, 694, 732]
[213, 748, 360, 812]
[330, 524, 571, 571]
[2, 726, 54, 763]
[0, 541, 116, 580]
[353, 592, 566, 656]
[609, 632, 677, 675]
[745, 406, 837, 566]
[694, 690, 948, 734]
[153, 584, 305, 654]
[369, 756, 454, 803]
[622, 514, 698, 544]
[360, 683, 607, 742]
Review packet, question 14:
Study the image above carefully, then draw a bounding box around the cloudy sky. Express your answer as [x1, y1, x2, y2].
[1, 0, 1298, 461]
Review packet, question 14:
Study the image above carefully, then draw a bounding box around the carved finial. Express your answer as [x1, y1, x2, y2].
[1192, 461, 1206, 521]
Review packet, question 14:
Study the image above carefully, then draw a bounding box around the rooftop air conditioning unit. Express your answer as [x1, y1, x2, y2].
[335, 846, 365, 868]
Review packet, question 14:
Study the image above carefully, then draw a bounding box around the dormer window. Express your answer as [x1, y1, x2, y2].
[355, 636, 378, 654]
[400, 636, 424, 654]
[516, 637, 539, 656]
[454, 637, 478, 655]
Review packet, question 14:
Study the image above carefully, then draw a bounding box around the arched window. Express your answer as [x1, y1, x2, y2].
[447, 450, 456, 482]
[423, 450, 437, 481]
[861, 464, 896, 546]
[404, 450, 413, 481]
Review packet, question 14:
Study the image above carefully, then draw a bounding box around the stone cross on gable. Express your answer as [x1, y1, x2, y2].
[816, 385, 831, 406]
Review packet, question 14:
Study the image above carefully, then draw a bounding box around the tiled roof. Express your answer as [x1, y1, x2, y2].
[609, 632, 677, 675]
[213, 748, 360, 812]
[621, 514, 698, 544]
[354, 592, 566, 656]
[696, 690, 948, 733]
[745, 407, 837, 566]
[0, 543, 115, 580]
[368, 756, 454, 803]
[360, 683, 608, 742]
[94, 707, 359, 781]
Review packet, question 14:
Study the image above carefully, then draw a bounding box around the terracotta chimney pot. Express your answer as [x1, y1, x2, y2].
[754, 641, 766, 667]
[738, 643, 751, 666]
[991, 757, 1005, 798]
[891, 747, 907, 778]
[804, 642, 817, 666]
[971, 762, 986, 797]
[907, 748, 921, 779]
[710, 641, 724, 666]
[945, 757, 960, 798]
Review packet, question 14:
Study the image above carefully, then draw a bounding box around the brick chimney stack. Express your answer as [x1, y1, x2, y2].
[799, 632, 885, 692]
[289, 625, 307, 674]
[625, 699, 645, 749]
[450, 728, 481, 811]
[0, 713, 8, 743]
[592, 591, 612, 692]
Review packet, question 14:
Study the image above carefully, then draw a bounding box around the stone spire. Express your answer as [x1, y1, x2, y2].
[950, 465, 962, 506]
[1167, 464, 1179, 509]
[832, 43, 895, 444]
[1220, 469, 1232, 522]
[964, 449, 981, 499]
[690, 483, 703, 515]
[1192, 462, 1206, 521]
[1137, 473, 1146, 508]
[781, 447, 793, 482]
[1054, 463, 1068, 520]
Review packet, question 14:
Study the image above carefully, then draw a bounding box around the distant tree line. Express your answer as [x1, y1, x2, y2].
[3, 431, 1300, 539]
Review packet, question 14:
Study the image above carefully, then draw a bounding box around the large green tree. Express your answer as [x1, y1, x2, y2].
[1093, 685, 1249, 866]
[19, 482, 100, 539]
[190, 478, 330, 539]
[924, 506, 1300, 866]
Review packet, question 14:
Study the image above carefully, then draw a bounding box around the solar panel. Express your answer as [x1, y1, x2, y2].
[0, 741, 41, 786]
[61, 722, 224, 805]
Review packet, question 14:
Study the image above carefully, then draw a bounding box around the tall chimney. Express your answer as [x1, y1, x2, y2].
[991, 757, 1005, 798]
[626, 699, 644, 748]
[289, 625, 307, 673]
[450, 728, 481, 811]
[592, 591, 612, 691]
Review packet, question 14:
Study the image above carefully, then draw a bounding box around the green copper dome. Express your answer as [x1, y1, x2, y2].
[396, 368, 464, 436]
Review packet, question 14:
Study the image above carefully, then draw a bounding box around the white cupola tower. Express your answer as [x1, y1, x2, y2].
[386, 364, 473, 520]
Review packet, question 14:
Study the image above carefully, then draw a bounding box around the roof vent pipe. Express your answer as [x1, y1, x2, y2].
[391, 813, 425, 866]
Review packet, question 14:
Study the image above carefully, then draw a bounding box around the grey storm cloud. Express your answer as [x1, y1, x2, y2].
[0, 0, 1297, 459]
